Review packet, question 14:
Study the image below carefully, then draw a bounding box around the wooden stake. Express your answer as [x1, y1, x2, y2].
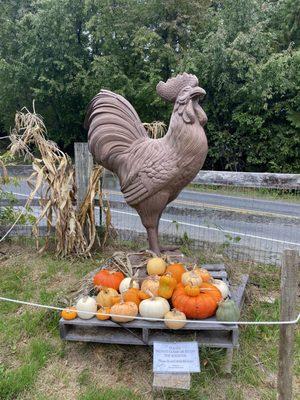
[74, 142, 93, 210]
[277, 250, 299, 400]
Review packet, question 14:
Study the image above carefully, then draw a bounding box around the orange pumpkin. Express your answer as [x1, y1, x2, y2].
[138, 290, 151, 300]
[93, 269, 124, 290]
[111, 295, 122, 305]
[199, 282, 222, 302]
[172, 283, 221, 319]
[158, 273, 177, 299]
[165, 263, 186, 283]
[61, 306, 77, 320]
[193, 267, 211, 283]
[122, 288, 142, 306]
[96, 307, 111, 320]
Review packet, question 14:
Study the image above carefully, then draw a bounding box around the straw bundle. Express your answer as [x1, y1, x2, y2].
[143, 121, 166, 139]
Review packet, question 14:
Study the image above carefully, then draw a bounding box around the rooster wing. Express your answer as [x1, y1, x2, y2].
[122, 139, 178, 205]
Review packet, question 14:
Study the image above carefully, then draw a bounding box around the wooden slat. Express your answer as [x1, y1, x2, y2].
[210, 271, 228, 280]
[231, 274, 249, 308]
[193, 170, 300, 190]
[60, 317, 237, 331]
[8, 165, 300, 190]
[61, 325, 236, 348]
[148, 331, 235, 348]
[203, 264, 226, 271]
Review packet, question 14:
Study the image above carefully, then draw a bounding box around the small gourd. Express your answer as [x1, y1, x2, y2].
[119, 277, 139, 293]
[193, 267, 211, 283]
[122, 287, 142, 306]
[61, 306, 77, 320]
[96, 287, 119, 307]
[184, 284, 200, 297]
[147, 257, 166, 275]
[164, 309, 187, 330]
[76, 296, 97, 319]
[216, 299, 240, 322]
[158, 273, 177, 299]
[110, 301, 138, 322]
[139, 295, 170, 319]
[181, 271, 202, 287]
[96, 307, 111, 320]
[141, 275, 160, 296]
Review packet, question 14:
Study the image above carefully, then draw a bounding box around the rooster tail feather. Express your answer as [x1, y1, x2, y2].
[85, 90, 148, 175]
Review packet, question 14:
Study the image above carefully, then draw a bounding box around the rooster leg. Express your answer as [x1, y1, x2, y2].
[147, 227, 161, 256]
[135, 191, 170, 256]
[156, 212, 179, 253]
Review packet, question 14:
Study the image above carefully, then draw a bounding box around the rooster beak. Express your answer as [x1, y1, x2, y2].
[190, 87, 206, 100]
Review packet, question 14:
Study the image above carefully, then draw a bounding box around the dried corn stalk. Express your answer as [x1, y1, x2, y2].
[9, 107, 112, 257]
[143, 121, 166, 139]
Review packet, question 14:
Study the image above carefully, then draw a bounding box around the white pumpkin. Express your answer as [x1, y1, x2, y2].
[119, 277, 139, 293]
[139, 296, 170, 319]
[76, 296, 97, 319]
[211, 279, 230, 299]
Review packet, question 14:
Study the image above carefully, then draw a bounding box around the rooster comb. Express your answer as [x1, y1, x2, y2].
[156, 73, 199, 102]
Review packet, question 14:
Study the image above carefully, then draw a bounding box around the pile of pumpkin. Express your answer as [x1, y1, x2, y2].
[61, 257, 240, 328]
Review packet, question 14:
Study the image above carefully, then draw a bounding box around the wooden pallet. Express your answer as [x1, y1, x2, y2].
[60, 264, 248, 351]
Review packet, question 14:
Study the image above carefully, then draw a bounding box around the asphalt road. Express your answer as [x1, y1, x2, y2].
[3, 177, 300, 264]
[8, 176, 300, 217]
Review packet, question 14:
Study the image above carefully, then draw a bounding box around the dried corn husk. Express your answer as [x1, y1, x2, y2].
[143, 121, 166, 139]
[9, 106, 113, 257]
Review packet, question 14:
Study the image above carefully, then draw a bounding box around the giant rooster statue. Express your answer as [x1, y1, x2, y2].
[85, 73, 208, 255]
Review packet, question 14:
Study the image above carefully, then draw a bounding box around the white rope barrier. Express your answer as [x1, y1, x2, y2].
[0, 296, 299, 326]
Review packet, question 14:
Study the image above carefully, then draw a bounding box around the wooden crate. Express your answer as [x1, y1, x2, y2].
[60, 264, 248, 350]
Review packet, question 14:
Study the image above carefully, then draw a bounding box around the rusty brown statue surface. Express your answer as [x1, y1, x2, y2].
[85, 73, 208, 255]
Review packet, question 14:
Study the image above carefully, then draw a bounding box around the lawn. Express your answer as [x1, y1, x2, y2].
[0, 240, 299, 400]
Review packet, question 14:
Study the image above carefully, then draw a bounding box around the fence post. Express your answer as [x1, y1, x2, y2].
[277, 249, 299, 400]
[74, 143, 93, 210]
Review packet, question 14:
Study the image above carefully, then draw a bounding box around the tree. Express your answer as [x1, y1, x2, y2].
[0, 0, 299, 171]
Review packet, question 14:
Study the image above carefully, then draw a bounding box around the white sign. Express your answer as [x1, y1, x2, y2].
[153, 341, 200, 373]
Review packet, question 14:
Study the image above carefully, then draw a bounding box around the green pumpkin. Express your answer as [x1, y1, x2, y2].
[216, 299, 240, 322]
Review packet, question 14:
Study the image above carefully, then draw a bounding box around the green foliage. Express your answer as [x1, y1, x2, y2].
[0, 0, 299, 171]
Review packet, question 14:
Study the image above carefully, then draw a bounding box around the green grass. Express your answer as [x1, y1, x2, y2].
[188, 183, 300, 203]
[0, 339, 53, 400]
[0, 241, 298, 400]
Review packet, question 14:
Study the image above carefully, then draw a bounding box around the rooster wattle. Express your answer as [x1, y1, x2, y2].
[85, 73, 208, 255]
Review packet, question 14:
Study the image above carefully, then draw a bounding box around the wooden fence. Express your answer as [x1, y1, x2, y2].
[6, 144, 300, 191]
